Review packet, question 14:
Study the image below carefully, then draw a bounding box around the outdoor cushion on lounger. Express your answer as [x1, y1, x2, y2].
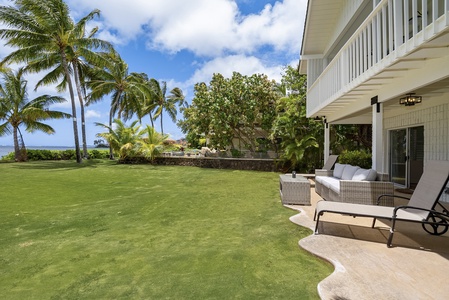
[314, 160, 449, 247]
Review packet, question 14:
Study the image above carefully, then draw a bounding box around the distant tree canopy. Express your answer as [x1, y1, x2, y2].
[178, 72, 277, 151]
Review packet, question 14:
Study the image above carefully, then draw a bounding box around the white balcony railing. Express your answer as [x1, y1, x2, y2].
[307, 0, 449, 117]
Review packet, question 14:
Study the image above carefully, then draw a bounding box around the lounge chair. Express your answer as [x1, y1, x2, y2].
[314, 160, 449, 247]
[321, 155, 339, 171]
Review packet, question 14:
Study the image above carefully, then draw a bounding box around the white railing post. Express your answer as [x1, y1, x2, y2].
[422, 0, 428, 27]
[403, 0, 409, 40]
[382, 5, 388, 57]
[388, 0, 394, 53]
[368, 21, 372, 68]
[445, 0, 449, 26]
[412, 0, 418, 37]
[393, 0, 403, 49]
[376, 13, 382, 62]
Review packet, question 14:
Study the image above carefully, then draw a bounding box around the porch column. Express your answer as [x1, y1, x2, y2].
[324, 120, 330, 162]
[372, 99, 384, 171]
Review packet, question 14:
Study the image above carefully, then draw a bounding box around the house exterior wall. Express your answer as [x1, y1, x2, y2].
[384, 100, 449, 162]
[327, 0, 367, 52]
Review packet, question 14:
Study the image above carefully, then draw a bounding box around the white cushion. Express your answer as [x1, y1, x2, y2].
[341, 165, 360, 180]
[329, 182, 340, 194]
[352, 168, 378, 181]
[333, 163, 346, 179]
[315, 176, 325, 184]
[321, 177, 340, 189]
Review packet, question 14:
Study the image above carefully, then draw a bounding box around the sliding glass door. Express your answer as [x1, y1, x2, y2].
[390, 129, 407, 186]
[389, 126, 424, 188]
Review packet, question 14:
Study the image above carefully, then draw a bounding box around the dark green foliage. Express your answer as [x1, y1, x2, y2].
[331, 124, 372, 153]
[231, 149, 244, 158]
[89, 149, 110, 159]
[338, 150, 372, 169]
[271, 66, 323, 172]
[179, 72, 277, 151]
[1, 149, 109, 161]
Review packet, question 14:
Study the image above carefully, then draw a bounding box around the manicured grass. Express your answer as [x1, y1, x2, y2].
[0, 160, 332, 299]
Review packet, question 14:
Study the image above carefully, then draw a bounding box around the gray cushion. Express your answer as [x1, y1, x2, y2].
[333, 163, 346, 179]
[352, 168, 378, 181]
[341, 165, 360, 180]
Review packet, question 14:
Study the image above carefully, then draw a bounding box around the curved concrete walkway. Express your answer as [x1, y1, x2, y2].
[286, 188, 449, 300]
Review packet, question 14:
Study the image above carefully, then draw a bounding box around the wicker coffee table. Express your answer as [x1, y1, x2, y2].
[279, 174, 311, 205]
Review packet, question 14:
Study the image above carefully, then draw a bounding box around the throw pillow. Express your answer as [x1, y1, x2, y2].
[333, 163, 346, 178]
[352, 168, 378, 181]
[341, 165, 360, 180]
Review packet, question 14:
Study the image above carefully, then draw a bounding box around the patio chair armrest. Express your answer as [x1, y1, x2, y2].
[376, 194, 410, 205]
[393, 205, 449, 220]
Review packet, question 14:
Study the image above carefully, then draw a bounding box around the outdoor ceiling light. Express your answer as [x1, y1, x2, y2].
[399, 93, 422, 106]
[313, 116, 324, 121]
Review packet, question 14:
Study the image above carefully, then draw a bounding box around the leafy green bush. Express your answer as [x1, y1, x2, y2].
[0, 152, 15, 161]
[1, 149, 110, 161]
[89, 149, 109, 159]
[27, 149, 57, 160]
[230, 149, 243, 158]
[337, 150, 372, 169]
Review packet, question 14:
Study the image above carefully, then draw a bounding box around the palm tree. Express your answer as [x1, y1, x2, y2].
[95, 119, 143, 161]
[87, 51, 149, 159]
[139, 125, 166, 161]
[150, 80, 185, 135]
[31, 26, 112, 159]
[0, 68, 70, 161]
[132, 73, 157, 127]
[0, 0, 104, 163]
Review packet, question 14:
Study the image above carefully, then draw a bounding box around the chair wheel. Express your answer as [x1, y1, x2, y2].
[422, 215, 449, 235]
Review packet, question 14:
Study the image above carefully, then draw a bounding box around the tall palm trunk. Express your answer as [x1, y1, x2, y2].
[160, 113, 164, 135]
[108, 106, 114, 160]
[12, 126, 27, 162]
[60, 50, 82, 163]
[149, 112, 154, 128]
[13, 126, 20, 161]
[73, 63, 88, 158]
[108, 90, 124, 159]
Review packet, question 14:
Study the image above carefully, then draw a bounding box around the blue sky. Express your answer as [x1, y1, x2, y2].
[0, 0, 307, 146]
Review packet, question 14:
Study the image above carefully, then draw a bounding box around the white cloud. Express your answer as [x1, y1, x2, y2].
[188, 54, 284, 85]
[67, 0, 306, 57]
[85, 110, 101, 119]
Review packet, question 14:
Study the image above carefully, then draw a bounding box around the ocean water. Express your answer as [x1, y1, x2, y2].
[0, 146, 90, 158]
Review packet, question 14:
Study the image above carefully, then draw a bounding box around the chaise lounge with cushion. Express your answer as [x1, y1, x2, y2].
[315, 163, 394, 206]
[314, 160, 449, 247]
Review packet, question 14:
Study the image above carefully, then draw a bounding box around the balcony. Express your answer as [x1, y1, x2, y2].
[306, 0, 449, 120]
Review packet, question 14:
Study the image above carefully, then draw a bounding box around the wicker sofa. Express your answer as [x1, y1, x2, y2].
[315, 163, 394, 206]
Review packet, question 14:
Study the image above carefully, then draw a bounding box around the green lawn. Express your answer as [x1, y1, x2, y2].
[0, 160, 331, 299]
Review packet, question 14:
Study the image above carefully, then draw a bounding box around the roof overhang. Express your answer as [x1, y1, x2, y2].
[299, 0, 346, 73]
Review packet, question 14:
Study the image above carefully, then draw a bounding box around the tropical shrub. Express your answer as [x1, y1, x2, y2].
[96, 119, 166, 162]
[337, 150, 372, 169]
[1, 149, 109, 161]
[231, 149, 244, 158]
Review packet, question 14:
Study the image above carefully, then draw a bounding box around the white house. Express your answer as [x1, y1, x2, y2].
[299, 0, 449, 192]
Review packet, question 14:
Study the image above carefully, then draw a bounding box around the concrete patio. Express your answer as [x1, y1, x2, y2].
[285, 187, 449, 300]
